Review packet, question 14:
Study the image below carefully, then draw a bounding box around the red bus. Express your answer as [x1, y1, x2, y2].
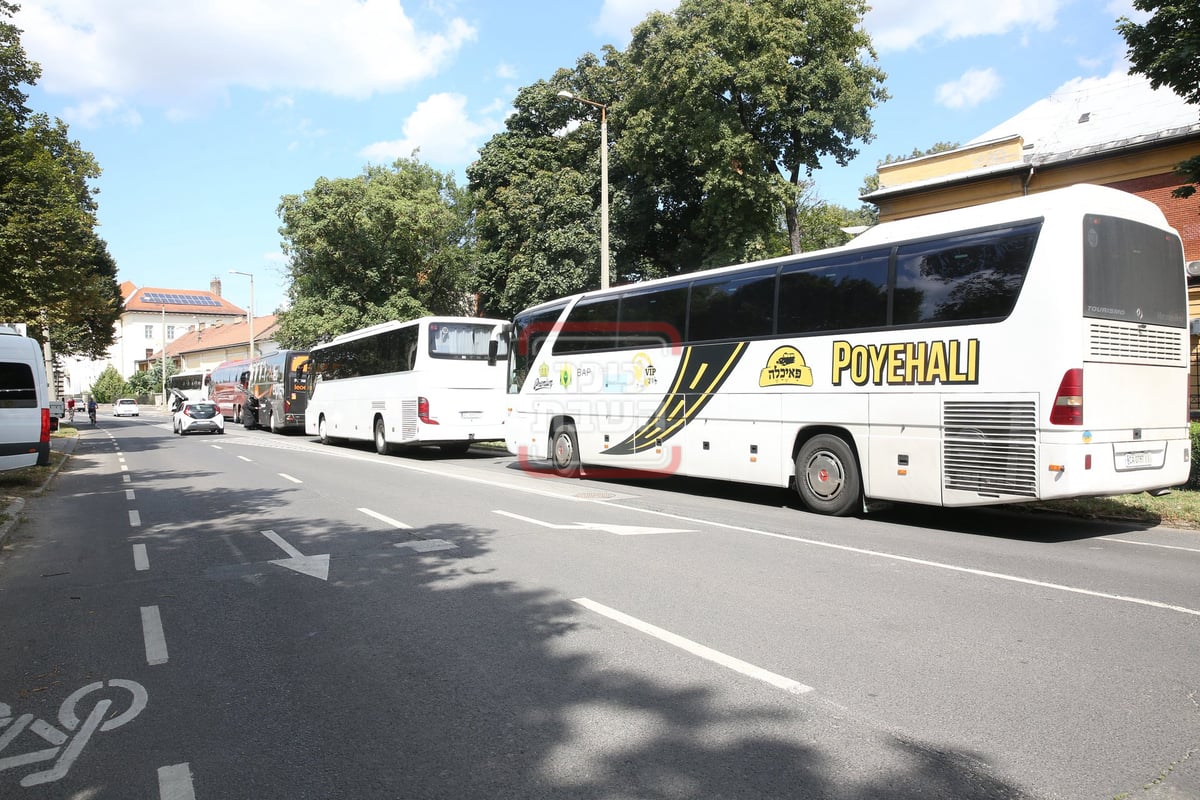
[209, 358, 251, 423]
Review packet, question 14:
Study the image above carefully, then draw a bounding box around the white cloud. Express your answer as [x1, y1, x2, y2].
[358, 92, 497, 171]
[495, 62, 517, 80]
[936, 67, 1003, 109]
[593, 0, 679, 43]
[17, 1, 476, 115]
[866, 0, 1063, 52]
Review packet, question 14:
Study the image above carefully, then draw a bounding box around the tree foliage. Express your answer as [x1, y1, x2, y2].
[275, 157, 475, 347]
[468, 67, 615, 319]
[619, 0, 887, 262]
[0, 3, 121, 357]
[126, 360, 176, 398]
[470, 0, 887, 318]
[1117, 1, 1200, 199]
[89, 364, 126, 404]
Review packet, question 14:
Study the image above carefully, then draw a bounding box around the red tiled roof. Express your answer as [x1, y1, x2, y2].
[123, 285, 245, 316]
[147, 315, 279, 359]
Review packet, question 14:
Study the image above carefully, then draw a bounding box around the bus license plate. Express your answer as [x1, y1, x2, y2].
[1123, 451, 1153, 469]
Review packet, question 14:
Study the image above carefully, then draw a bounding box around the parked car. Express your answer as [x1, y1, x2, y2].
[113, 398, 140, 417]
[173, 399, 224, 435]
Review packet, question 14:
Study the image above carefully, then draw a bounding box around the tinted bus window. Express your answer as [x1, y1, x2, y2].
[511, 303, 567, 392]
[688, 267, 776, 342]
[620, 285, 687, 349]
[778, 250, 889, 335]
[893, 222, 1039, 325]
[554, 297, 620, 354]
[1083, 214, 1187, 327]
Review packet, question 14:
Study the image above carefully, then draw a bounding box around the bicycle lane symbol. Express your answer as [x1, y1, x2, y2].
[0, 679, 147, 787]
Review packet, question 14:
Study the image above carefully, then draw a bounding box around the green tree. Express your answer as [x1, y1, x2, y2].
[126, 360, 176, 398]
[0, 3, 121, 356]
[619, 0, 887, 267]
[468, 69, 612, 318]
[1117, 1, 1200, 199]
[90, 364, 126, 404]
[275, 156, 474, 347]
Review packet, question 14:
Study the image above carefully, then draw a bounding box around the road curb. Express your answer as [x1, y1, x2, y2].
[0, 433, 78, 549]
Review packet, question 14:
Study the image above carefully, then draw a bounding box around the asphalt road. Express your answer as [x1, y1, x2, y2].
[0, 410, 1196, 799]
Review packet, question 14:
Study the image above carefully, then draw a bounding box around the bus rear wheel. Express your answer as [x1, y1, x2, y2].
[551, 423, 580, 478]
[318, 416, 332, 445]
[795, 434, 861, 516]
[374, 417, 390, 455]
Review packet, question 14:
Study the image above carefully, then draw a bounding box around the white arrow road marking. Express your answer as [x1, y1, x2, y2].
[262, 530, 330, 581]
[493, 510, 696, 536]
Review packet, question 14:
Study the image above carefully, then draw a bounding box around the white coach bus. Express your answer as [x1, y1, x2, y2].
[497, 184, 1191, 515]
[306, 316, 509, 455]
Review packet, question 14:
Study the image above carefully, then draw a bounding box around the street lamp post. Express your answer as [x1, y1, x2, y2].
[557, 90, 609, 290]
[228, 270, 255, 360]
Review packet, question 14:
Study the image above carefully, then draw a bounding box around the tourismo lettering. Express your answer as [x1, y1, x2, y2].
[831, 339, 980, 386]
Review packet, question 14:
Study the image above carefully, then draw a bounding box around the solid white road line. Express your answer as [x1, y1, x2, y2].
[358, 507, 412, 529]
[158, 762, 196, 800]
[592, 503, 1200, 619]
[1099, 536, 1200, 554]
[133, 544, 149, 571]
[140, 605, 168, 665]
[574, 597, 814, 696]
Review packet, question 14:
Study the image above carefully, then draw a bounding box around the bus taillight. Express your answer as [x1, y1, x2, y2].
[418, 396, 438, 425]
[1050, 368, 1083, 425]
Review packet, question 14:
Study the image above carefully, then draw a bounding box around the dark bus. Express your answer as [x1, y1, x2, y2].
[244, 349, 310, 432]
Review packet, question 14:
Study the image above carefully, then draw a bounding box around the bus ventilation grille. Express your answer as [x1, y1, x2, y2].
[1088, 322, 1182, 364]
[401, 399, 418, 440]
[943, 400, 1037, 497]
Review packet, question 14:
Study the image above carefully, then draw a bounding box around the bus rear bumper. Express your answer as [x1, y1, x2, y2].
[1037, 436, 1191, 500]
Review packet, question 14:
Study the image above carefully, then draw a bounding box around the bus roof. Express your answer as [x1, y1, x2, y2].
[309, 316, 509, 351]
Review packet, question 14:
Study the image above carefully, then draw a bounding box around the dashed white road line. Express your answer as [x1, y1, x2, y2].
[126, 489, 135, 501]
[278, 473, 302, 484]
[133, 544, 149, 571]
[140, 605, 168, 665]
[574, 597, 814, 696]
[237, 455, 252, 462]
[358, 507, 412, 529]
[128, 510, 141, 528]
[158, 762, 196, 800]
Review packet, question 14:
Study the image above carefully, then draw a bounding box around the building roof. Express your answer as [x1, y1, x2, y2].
[865, 72, 1200, 201]
[967, 72, 1199, 164]
[123, 284, 245, 316]
[149, 315, 279, 360]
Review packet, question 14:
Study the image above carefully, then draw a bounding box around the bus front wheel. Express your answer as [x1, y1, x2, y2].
[795, 434, 861, 516]
[551, 423, 580, 478]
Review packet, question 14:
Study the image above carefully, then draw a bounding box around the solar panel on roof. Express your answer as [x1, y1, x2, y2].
[142, 292, 221, 307]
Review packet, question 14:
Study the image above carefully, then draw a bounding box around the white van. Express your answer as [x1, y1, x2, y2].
[0, 325, 50, 471]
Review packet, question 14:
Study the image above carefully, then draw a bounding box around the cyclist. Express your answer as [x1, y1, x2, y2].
[66, 397, 75, 423]
[86, 398, 97, 425]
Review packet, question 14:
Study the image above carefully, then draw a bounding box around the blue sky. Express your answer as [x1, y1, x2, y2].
[16, 0, 1152, 316]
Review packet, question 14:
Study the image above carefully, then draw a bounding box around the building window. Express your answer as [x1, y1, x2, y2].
[166, 325, 175, 339]
[145, 325, 154, 339]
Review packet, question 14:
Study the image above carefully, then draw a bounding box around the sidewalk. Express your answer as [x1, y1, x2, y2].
[0, 433, 79, 549]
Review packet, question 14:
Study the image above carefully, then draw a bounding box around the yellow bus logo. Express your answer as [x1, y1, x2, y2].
[760, 346, 813, 387]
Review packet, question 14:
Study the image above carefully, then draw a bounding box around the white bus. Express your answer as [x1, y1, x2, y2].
[499, 184, 1191, 515]
[166, 370, 210, 404]
[306, 316, 510, 455]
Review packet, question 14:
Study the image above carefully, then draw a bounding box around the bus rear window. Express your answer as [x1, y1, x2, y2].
[1083, 214, 1186, 327]
[428, 322, 509, 360]
[0, 362, 37, 408]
